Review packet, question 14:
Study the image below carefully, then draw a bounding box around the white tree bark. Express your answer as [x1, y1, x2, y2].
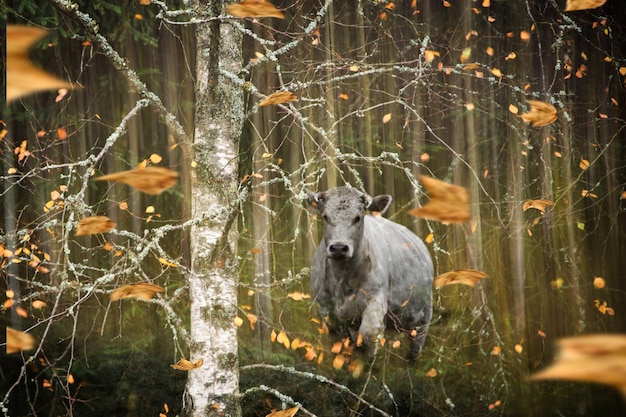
[186, 1, 243, 416]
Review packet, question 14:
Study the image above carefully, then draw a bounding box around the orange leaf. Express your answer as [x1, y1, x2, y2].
[433, 269, 489, 288]
[95, 167, 179, 195]
[530, 334, 626, 397]
[522, 199, 555, 214]
[110, 283, 164, 301]
[6, 26, 76, 103]
[408, 175, 470, 223]
[7, 327, 35, 354]
[75, 216, 116, 236]
[519, 100, 557, 127]
[226, 0, 285, 19]
[425, 368, 438, 377]
[333, 354, 347, 370]
[170, 357, 204, 371]
[564, 0, 606, 12]
[259, 91, 297, 106]
[265, 406, 299, 417]
[593, 276, 606, 289]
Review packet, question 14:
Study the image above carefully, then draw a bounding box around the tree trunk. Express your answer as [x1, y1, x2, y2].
[186, 1, 243, 416]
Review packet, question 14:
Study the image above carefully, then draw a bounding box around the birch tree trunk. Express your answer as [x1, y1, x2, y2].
[186, 1, 243, 415]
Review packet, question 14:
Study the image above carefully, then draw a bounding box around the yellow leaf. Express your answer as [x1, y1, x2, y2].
[564, 0, 606, 12]
[551, 277, 564, 290]
[226, 0, 285, 19]
[522, 199, 555, 214]
[505, 52, 517, 60]
[425, 368, 438, 377]
[75, 216, 115, 236]
[408, 175, 470, 223]
[619, 67, 626, 76]
[95, 167, 178, 194]
[6, 26, 76, 103]
[491, 68, 502, 77]
[515, 344, 523, 353]
[424, 233, 434, 244]
[110, 283, 164, 301]
[149, 153, 162, 164]
[287, 292, 311, 301]
[158, 257, 179, 268]
[382, 113, 392, 124]
[519, 100, 557, 127]
[338, 93, 349, 100]
[433, 269, 489, 288]
[32, 300, 47, 309]
[593, 276, 605, 289]
[485, 47, 494, 56]
[276, 330, 290, 349]
[491, 346, 502, 355]
[258, 91, 297, 106]
[265, 406, 299, 417]
[424, 50, 439, 62]
[234, 316, 244, 327]
[7, 327, 35, 354]
[170, 358, 204, 371]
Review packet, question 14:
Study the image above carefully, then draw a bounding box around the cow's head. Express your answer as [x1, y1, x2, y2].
[307, 187, 392, 260]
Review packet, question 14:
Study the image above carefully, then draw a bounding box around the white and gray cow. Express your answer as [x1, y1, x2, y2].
[308, 187, 433, 360]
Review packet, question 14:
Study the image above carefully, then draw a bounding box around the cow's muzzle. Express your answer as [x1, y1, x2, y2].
[327, 242, 352, 260]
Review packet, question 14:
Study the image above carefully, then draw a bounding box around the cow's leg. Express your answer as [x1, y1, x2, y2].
[358, 294, 387, 354]
[407, 304, 432, 361]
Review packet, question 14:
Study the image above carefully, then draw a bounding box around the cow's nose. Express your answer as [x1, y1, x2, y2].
[328, 243, 350, 259]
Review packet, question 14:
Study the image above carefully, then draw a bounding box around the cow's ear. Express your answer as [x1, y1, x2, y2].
[306, 190, 325, 214]
[368, 194, 392, 214]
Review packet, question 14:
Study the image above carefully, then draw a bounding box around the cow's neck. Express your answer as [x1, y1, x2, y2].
[327, 244, 369, 292]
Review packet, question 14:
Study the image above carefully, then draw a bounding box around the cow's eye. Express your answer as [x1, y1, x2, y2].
[322, 214, 330, 223]
[352, 215, 362, 225]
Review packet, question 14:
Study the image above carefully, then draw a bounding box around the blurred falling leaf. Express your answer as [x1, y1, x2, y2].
[433, 269, 489, 288]
[75, 216, 116, 236]
[170, 357, 204, 371]
[382, 113, 392, 124]
[32, 300, 47, 309]
[226, 0, 285, 19]
[110, 283, 164, 301]
[593, 276, 606, 289]
[564, 0, 606, 11]
[287, 292, 311, 301]
[7, 327, 35, 354]
[259, 91, 297, 106]
[95, 167, 178, 194]
[530, 334, 626, 397]
[266, 406, 299, 417]
[519, 100, 558, 127]
[408, 175, 470, 223]
[7, 25, 76, 103]
[522, 199, 555, 214]
[425, 368, 438, 377]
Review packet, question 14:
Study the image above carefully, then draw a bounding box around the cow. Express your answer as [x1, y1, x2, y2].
[307, 187, 433, 361]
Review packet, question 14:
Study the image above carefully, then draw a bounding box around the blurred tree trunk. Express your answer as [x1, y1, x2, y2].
[185, 1, 243, 416]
